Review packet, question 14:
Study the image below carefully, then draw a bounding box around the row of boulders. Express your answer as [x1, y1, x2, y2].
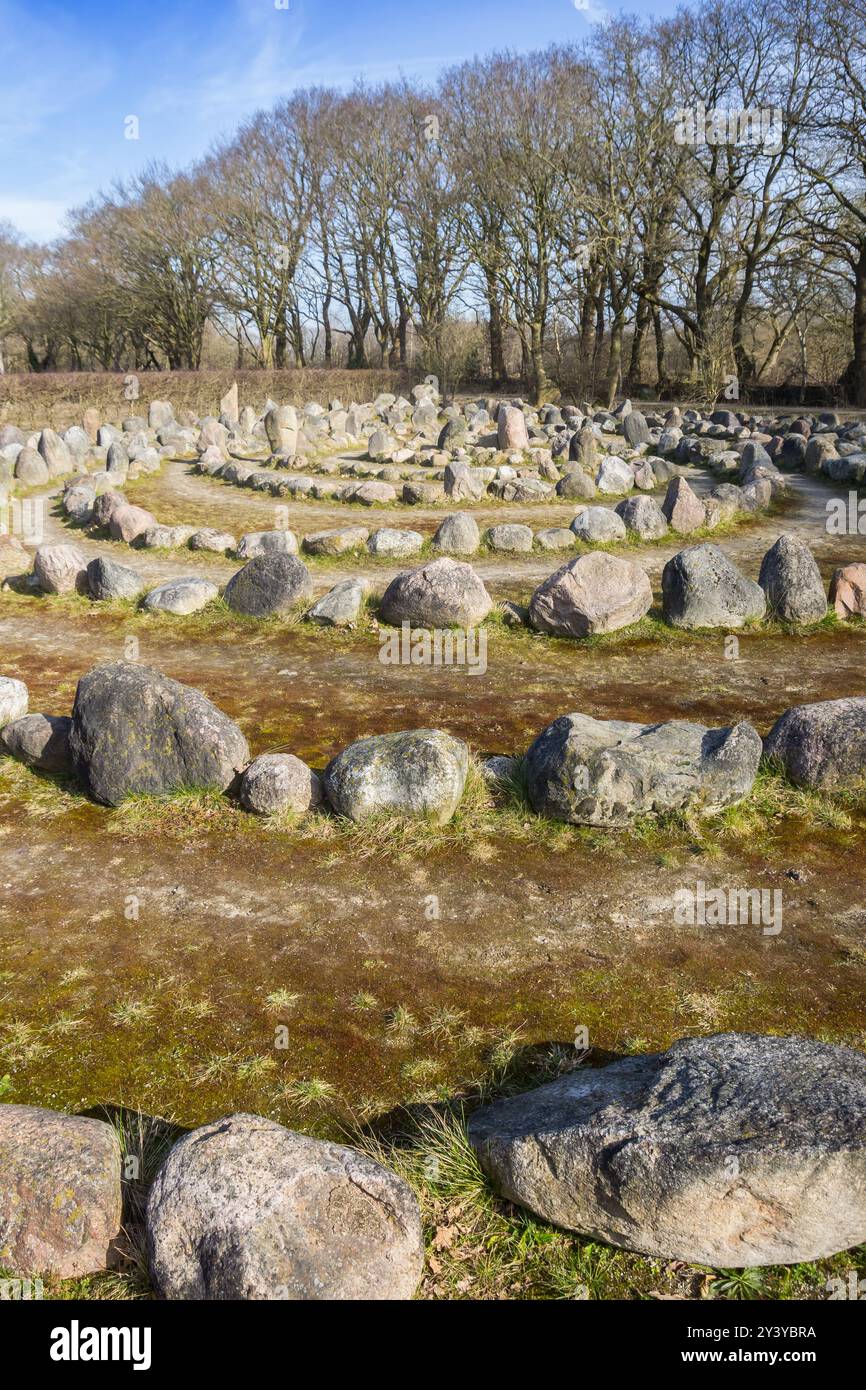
[3, 1029, 865, 1285]
[0, 1103, 423, 1298]
[15, 526, 858, 634]
[2, 665, 864, 820]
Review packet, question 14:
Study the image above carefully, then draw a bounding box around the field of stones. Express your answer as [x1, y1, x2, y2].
[2, 379, 866, 1302]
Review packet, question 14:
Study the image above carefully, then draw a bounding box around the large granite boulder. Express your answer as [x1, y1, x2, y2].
[0, 1104, 121, 1277]
[224, 554, 312, 618]
[615, 496, 668, 541]
[763, 697, 866, 789]
[570, 507, 627, 544]
[1, 713, 73, 773]
[524, 711, 761, 825]
[662, 544, 766, 629]
[325, 728, 469, 824]
[528, 553, 652, 638]
[469, 1034, 866, 1267]
[86, 556, 145, 602]
[69, 662, 249, 806]
[146, 1113, 423, 1300]
[379, 557, 492, 628]
[432, 512, 480, 555]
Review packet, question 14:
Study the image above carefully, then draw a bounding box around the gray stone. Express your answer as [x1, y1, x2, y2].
[325, 729, 469, 825]
[622, 410, 650, 447]
[86, 557, 145, 602]
[596, 457, 634, 494]
[69, 662, 249, 806]
[38, 429, 73, 478]
[469, 1034, 866, 1267]
[224, 553, 312, 618]
[63, 483, 96, 524]
[301, 527, 369, 557]
[764, 697, 866, 789]
[239, 753, 323, 815]
[758, 535, 826, 625]
[188, 528, 236, 553]
[662, 544, 766, 629]
[0, 1104, 121, 1278]
[485, 523, 533, 553]
[528, 552, 652, 638]
[306, 578, 368, 628]
[143, 577, 219, 615]
[524, 711, 762, 825]
[432, 513, 480, 555]
[264, 405, 298, 455]
[444, 461, 484, 502]
[615, 496, 668, 540]
[1, 713, 73, 773]
[236, 530, 299, 560]
[146, 1113, 423, 1300]
[13, 447, 49, 486]
[534, 527, 576, 552]
[367, 528, 424, 558]
[141, 524, 196, 549]
[556, 470, 596, 500]
[570, 507, 627, 544]
[379, 556, 492, 628]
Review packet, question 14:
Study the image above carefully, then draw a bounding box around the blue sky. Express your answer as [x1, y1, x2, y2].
[0, 0, 680, 242]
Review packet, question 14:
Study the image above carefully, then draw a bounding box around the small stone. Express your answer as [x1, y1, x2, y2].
[239, 753, 323, 815]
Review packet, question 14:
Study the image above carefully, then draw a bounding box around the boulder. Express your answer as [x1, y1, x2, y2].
[497, 405, 530, 451]
[306, 578, 368, 628]
[189, 528, 236, 554]
[347, 480, 397, 506]
[661, 476, 705, 534]
[379, 556, 492, 628]
[148, 400, 174, 430]
[367, 527, 424, 558]
[69, 661, 249, 806]
[86, 556, 145, 602]
[524, 711, 762, 826]
[325, 728, 469, 825]
[443, 461, 484, 502]
[662, 544, 766, 629]
[528, 552, 652, 638]
[469, 1034, 866, 1267]
[0, 676, 28, 727]
[0, 1104, 121, 1277]
[764, 697, 866, 789]
[264, 404, 298, 455]
[758, 535, 826, 624]
[13, 447, 49, 486]
[570, 507, 627, 544]
[143, 577, 218, 615]
[34, 543, 88, 595]
[236, 530, 299, 560]
[141, 524, 196, 549]
[534, 527, 576, 552]
[109, 504, 156, 544]
[62, 483, 96, 525]
[38, 428, 73, 478]
[615, 496, 668, 541]
[432, 513, 480, 555]
[92, 489, 127, 529]
[1, 713, 73, 773]
[622, 410, 650, 447]
[301, 526, 369, 556]
[829, 563, 866, 620]
[485, 523, 533, 553]
[224, 553, 312, 617]
[556, 470, 596, 500]
[146, 1113, 423, 1300]
[239, 753, 323, 815]
[595, 457, 635, 494]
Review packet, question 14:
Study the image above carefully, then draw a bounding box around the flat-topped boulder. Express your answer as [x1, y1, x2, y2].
[325, 728, 469, 824]
[662, 543, 766, 629]
[143, 577, 219, 615]
[189, 527, 236, 553]
[302, 526, 369, 556]
[524, 711, 761, 825]
[146, 1113, 423, 1300]
[236, 529, 299, 559]
[468, 1033, 866, 1267]
[764, 696, 866, 789]
[0, 1103, 121, 1277]
[486, 523, 533, 553]
[367, 527, 424, 558]
[224, 553, 312, 618]
[528, 552, 652, 638]
[379, 556, 492, 628]
[69, 661, 249, 806]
